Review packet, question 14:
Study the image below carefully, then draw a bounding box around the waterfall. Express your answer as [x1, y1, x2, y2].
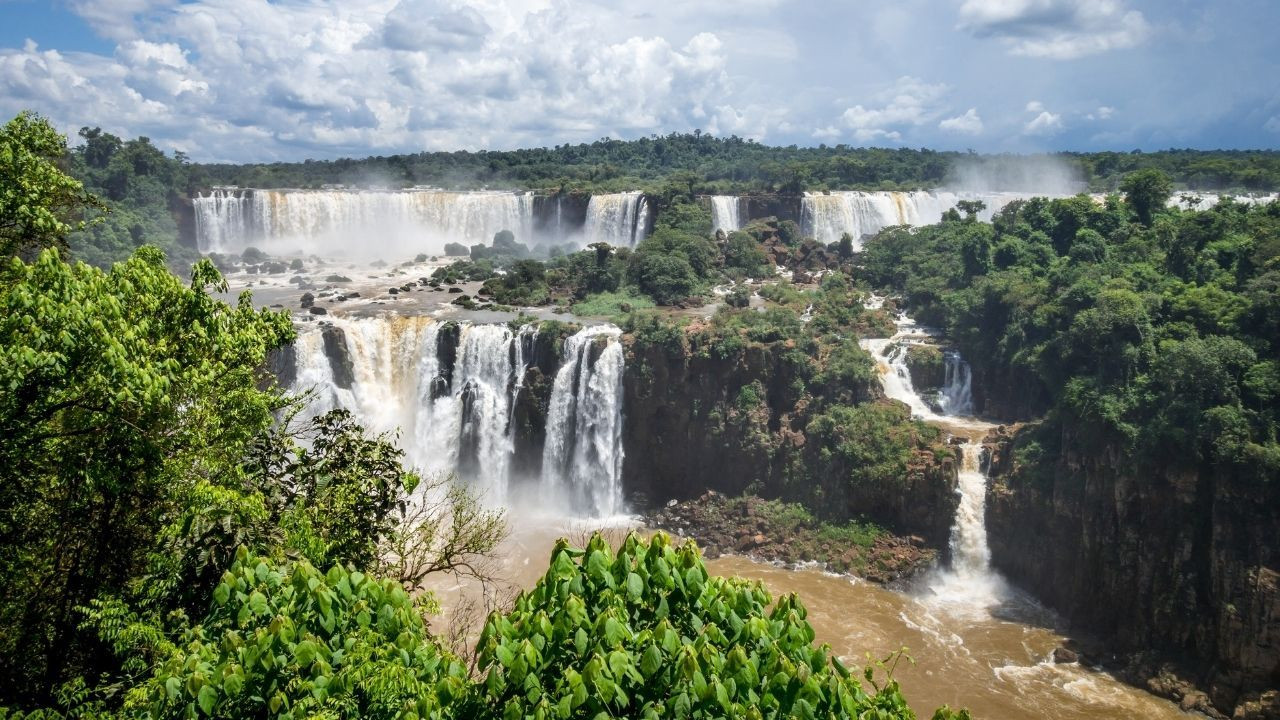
[711, 196, 741, 233]
[287, 317, 623, 514]
[193, 188, 536, 258]
[800, 191, 1054, 247]
[541, 326, 626, 517]
[861, 312, 1004, 614]
[938, 351, 974, 417]
[289, 317, 537, 505]
[583, 192, 650, 247]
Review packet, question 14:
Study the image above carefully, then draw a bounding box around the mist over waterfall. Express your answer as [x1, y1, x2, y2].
[801, 191, 1052, 247]
[194, 188, 535, 258]
[710, 196, 742, 233]
[541, 326, 626, 518]
[286, 316, 625, 515]
[583, 192, 650, 247]
[939, 351, 974, 417]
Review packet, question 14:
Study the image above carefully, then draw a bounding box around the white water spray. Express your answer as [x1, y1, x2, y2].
[541, 326, 626, 517]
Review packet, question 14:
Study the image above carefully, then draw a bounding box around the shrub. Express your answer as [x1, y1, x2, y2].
[474, 532, 919, 719]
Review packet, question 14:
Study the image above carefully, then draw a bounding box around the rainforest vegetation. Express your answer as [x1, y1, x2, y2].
[860, 172, 1280, 481]
[2, 114, 984, 718]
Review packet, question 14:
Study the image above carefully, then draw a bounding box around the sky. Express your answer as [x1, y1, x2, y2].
[1, 0, 1278, 163]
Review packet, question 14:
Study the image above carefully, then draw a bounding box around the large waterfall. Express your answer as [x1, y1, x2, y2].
[287, 317, 625, 516]
[583, 192, 650, 247]
[801, 191, 1046, 247]
[710, 196, 742, 233]
[194, 188, 536, 258]
[541, 326, 626, 517]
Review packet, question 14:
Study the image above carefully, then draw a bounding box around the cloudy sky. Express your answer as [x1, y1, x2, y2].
[1, 0, 1277, 162]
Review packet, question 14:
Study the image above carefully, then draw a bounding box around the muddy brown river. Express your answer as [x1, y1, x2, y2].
[425, 518, 1187, 720]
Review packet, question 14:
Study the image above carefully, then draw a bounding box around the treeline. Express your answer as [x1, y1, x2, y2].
[195, 132, 1280, 194]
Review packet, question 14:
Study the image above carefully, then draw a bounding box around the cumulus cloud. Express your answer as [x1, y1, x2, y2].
[1085, 105, 1114, 120]
[939, 107, 984, 134]
[0, 0, 750, 161]
[377, 0, 492, 52]
[1025, 110, 1064, 134]
[959, 0, 1151, 59]
[834, 76, 949, 142]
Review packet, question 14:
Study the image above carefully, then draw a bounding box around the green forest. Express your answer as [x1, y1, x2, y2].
[859, 171, 1280, 483]
[197, 133, 1280, 195]
[3, 113, 985, 718]
[5, 104, 1280, 718]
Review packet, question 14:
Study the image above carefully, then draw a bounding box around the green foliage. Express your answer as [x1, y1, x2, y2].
[0, 247, 293, 698]
[807, 404, 939, 490]
[483, 260, 550, 305]
[1120, 168, 1173, 225]
[129, 550, 468, 719]
[632, 252, 698, 305]
[722, 231, 772, 278]
[67, 125, 200, 270]
[190, 133, 1280, 194]
[861, 188, 1280, 482]
[571, 289, 655, 321]
[0, 112, 103, 258]
[475, 531, 919, 719]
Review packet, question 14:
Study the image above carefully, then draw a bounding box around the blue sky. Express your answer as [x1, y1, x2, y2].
[1, 0, 1277, 162]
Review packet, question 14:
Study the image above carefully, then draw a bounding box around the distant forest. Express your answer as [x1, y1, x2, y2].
[193, 132, 1280, 194]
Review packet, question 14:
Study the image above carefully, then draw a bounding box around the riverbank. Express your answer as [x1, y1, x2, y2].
[644, 491, 937, 583]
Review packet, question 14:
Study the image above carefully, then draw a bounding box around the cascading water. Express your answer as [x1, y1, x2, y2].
[583, 192, 650, 247]
[801, 190, 1055, 247]
[287, 316, 624, 515]
[939, 351, 974, 417]
[290, 316, 531, 504]
[861, 311, 1003, 614]
[711, 195, 741, 233]
[194, 188, 536, 257]
[541, 326, 626, 517]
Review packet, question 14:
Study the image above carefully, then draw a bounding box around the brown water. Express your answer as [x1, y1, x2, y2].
[425, 518, 1188, 720]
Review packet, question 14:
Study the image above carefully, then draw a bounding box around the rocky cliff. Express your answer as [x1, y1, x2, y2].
[986, 425, 1280, 718]
[621, 328, 959, 548]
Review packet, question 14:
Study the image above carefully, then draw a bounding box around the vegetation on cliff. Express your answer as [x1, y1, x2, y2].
[0, 112, 955, 720]
[861, 174, 1279, 480]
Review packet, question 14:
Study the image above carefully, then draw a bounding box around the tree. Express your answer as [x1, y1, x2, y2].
[0, 111, 103, 258]
[124, 550, 471, 719]
[1120, 168, 1172, 225]
[633, 252, 697, 305]
[0, 247, 294, 701]
[956, 199, 986, 221]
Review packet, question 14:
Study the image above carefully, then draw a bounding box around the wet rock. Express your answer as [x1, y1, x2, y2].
[388, 287, 400, 295]
[1052, 647, 1079, 664]
[448, 287, 463, 293]
[300, 292, 315, 308]
[308, 306, 327, 315]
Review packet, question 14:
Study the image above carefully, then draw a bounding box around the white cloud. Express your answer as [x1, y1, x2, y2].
[1025, 110, 1064, 134]
[0, 0, 749, 161]
[835, 76, 949, 142]
[939, 107, 984, 134]
[959, 0, 1151, 59]
[1025, 100, 1045, 113]
[1085, 105, 1114, 120]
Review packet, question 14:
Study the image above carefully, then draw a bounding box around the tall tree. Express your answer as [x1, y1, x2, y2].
[0, 111, 103, 258]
